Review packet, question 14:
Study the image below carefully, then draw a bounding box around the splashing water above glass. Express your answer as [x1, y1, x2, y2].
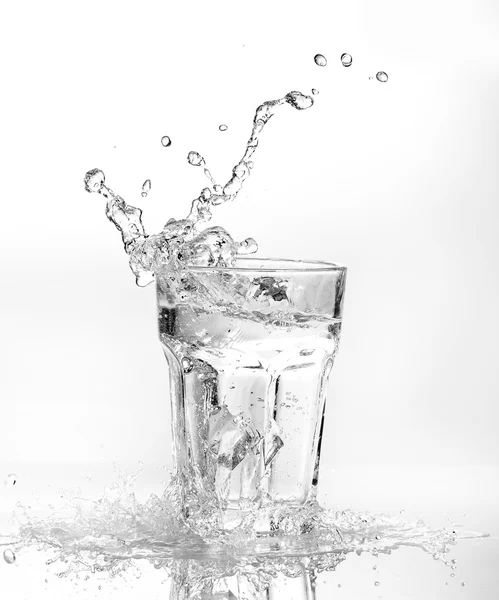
[84, 91, 314, 290]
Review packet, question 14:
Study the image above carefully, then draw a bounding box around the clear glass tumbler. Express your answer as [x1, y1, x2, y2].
[157, 258, 346, 532]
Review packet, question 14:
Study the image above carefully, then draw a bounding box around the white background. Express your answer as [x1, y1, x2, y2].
[0, 0, 498, 597]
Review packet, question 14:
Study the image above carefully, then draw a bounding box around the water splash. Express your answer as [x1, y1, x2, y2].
[5, 465, 473, 584]
[340, 53, 353, 67]
[314, 54, 327, 67]
[84, 91, 314, 292]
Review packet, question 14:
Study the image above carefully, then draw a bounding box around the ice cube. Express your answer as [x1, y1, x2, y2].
[261, 419, 284, 468]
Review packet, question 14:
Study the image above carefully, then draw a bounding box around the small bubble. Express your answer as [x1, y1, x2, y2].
[4, 473, 17, 488]
[187, 151, 205, 167]
[399, 509, 405, 514]
[340, 53, 353, 67]
[141, 179, 151, 197]
[376, 71, 388, 83]
[461, 582, 465, 587]
[373, 565, 377, 570]
[219, 124, 228, 132]
[161, 136, 172, 147]
[374, 581, 380, 586]
[314, 54, 327, 67]
[337, 583, 342, 588]
[3, 549, 16, 564]
[450, 573, 455, 578]
[181, 357, 193, 373]
[311, 88, 319, 95]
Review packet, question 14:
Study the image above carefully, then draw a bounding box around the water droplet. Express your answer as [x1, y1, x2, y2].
[450, 573, 455, 578]
[314, 54, 327, 67]
[399, 509, 405, 514]
[373, 565, 377, 570]
[84, 169, 105, 194]
[337, 583, 342, 588]
[461, 582, 465, 587]
[213, 184, 223, 193]
[161, 136, 171, 147]
[187, 151, 205, 167]
[219, 124, 228, 132]
[181, 357, 193, 373]
[369, 76, 373, 80]
[141, 179, 151, 198]
[311, 88, 319, 95]
[374, 581, 380, 586]
[3, 549, 16, 564]
[376, 71, 388, 83]
[4, 473, 17, 488]
[340, 53, 353, 67]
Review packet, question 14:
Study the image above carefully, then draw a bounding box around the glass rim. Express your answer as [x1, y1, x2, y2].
[180, 257, 347, 274]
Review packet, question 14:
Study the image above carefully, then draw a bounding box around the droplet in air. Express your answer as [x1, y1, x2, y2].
[374, 581, 380, 587]
[161, 136, 172, 147]
[340, 53, 353, 67]
[187, 151, 205, 167]
[461, 582, 466, 587]
[376, 71, 388, 83]
[311, 88, 319, 95]
[219, 124, 228, 132]
[3, 549, 16, 564]
[84, 169, 105, 194]
[373, 565, 377, 570]
[314, 54, 327, 67]
[450, 573, 455, 578]
[141, 179, 151, 197]
[4, 473, 17, 488]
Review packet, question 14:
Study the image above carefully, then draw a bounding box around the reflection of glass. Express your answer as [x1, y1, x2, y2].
[170, 560, 318, 599]
[158, 258, 346, 532]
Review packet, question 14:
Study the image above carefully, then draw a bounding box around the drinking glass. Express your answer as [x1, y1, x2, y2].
[157, 258, 346, 533]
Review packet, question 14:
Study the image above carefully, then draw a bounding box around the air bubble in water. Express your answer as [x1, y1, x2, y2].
[141, 179, 151, 198]
[340, 53, 353, 67]
[219, 124, 228, 132]
[311, 88, 319, 95]
[4, 473, 17, 487]
[187, 151, 205, 167]
[181, 357, 193, 373]
[376, 71, 388, 83]
[3, 549, 16, 564]
[161, 136, 172, 147]
[314, 54, 327, 67]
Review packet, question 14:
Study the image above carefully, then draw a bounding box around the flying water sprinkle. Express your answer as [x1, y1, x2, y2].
[141, 179, 151, 197]
[376, 71, 389, 82]
[161, 135, 172, 147]
[340, 53, 353, 67]
[314, 54, 327, 67]
[219, 124, 228, 132]
[84, 91, 314, 293]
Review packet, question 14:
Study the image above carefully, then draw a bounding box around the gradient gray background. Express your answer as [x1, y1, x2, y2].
[1, 0, 498, 597]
